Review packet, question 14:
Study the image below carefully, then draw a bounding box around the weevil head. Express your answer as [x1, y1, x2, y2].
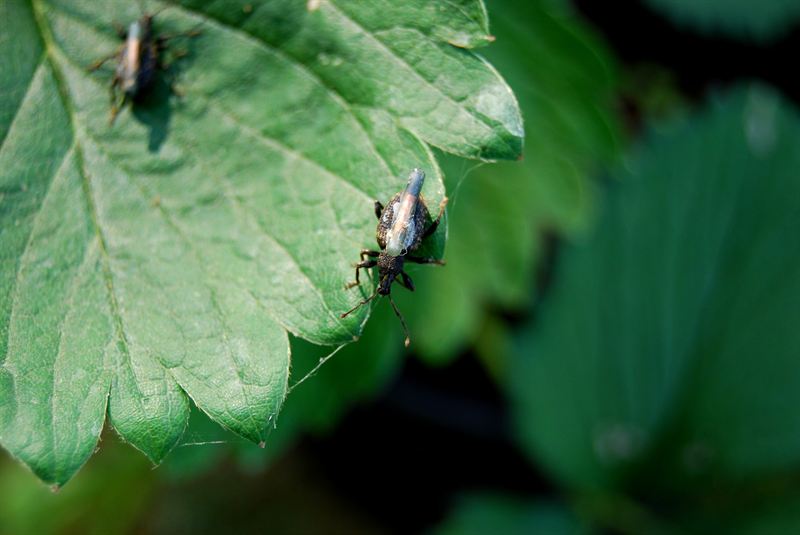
[377, 252, 404, 295]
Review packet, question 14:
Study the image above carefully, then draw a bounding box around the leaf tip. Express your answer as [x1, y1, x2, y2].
[258, 440, 266, 449]
[480, 130, 524, 162]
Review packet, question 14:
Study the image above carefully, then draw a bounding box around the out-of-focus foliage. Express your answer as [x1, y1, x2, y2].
[404, 0, 622, 364]
[644, 0, 800, 41]
[0, 437, 155, 535]
[434, 494, 589, 535]
[0, 428, 385, 535]
[0, 0, 522, 485]
[509, 85, 800, 529]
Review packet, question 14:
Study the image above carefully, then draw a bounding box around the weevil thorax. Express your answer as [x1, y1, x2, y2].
[118, 17, 149, 94]
[377, 252, 404, 295]
[384, 168, 425, 257]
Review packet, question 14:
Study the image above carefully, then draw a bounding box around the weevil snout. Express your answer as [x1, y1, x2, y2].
[378, 273, 395, 295]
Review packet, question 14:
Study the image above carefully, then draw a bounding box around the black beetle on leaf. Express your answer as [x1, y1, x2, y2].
[342, 168, 448, 347]
[87, 10, 200, 124]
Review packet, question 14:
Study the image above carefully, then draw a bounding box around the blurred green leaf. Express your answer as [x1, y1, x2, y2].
[735, 491, 800, 535]
[510, 85, 800, 498]
[643, 0, 800, 41]
[404, 0, 621, 363]
[0, 0, 522, 485]
[434, 494, 590, 535]
[0, 438, 155, 535]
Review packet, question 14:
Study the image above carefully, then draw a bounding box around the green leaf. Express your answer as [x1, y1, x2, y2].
[509, 85, 800, 491]
[434, 494, 591, 535]
[0, 0, 522, 485]
[0, 439, 155, 535]
[403, 0, 620, 363]
[643, 0, 800, 41]
[160, 302, 404, 480]
[734, 492, 800, 535]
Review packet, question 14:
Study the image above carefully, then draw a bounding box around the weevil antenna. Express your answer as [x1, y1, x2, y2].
[388, 294, 411, 348]
[340, 289, 378, 319]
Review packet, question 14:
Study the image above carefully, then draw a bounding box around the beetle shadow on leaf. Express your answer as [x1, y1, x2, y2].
[131, 77, 174, 153]
[129, 38, 199, 153]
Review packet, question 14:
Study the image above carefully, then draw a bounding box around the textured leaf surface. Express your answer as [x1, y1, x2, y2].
[160, 304, 405, 480]
[644, 0, 800, 41]
[0, 0, 521, 485]
[510, 86, 800, 490]
[403, 0, 620, 363]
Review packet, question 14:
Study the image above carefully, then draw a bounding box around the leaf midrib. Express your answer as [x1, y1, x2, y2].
[29, 0, 150, 425]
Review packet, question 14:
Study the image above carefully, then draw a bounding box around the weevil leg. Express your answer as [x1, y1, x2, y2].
[109, 103, 121, 125]
[400, 272, 415, 292]
[423, 196, 449, 238]
[170, 80, 186, 98]
[157, 27, 202, 48]
[87, 52, 117, 72]
[406, 255, 446, 266]
[388, 294, 411, 348]
[108, 80, 122, 125]
[345, 259, 377, 289]
[340, 290, 379, 319]
[169, 48, 189, 62]
[160, 47, 189, 77]
[422, 219, 439, 239]
[374, 201, 384, 220]
[360, 249, 380, 261]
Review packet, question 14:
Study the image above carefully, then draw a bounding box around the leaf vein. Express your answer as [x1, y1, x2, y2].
[0, 52, 46, 151]
[160, 0, 395, 179]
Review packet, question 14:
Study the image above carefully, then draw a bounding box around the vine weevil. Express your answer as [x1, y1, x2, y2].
[341, 168, 448, 347]
[88, 11, 200, 124]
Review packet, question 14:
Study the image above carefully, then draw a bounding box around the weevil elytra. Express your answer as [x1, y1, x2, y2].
[87, 11, 200, 124]
[341, 168, 448, 347]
